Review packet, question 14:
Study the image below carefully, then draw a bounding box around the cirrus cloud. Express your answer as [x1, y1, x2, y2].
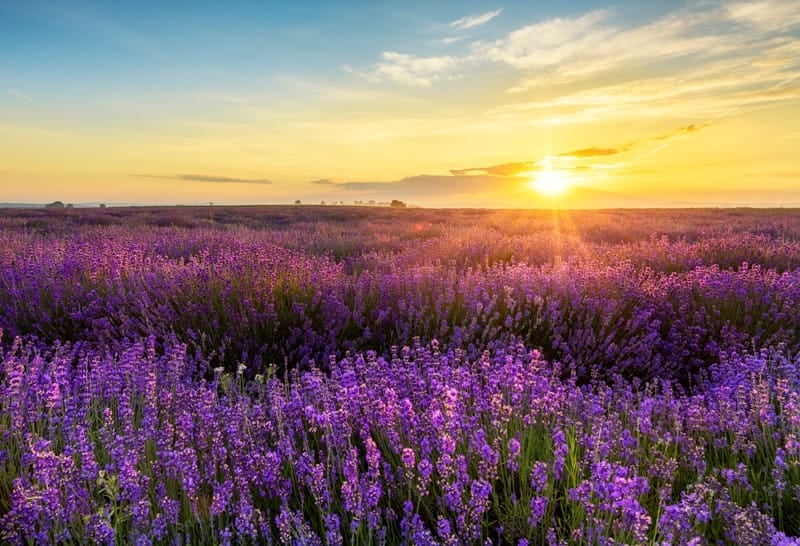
[8, 88, 33, 102]
[558, 147, 625, 158]
[135, 173, 272, 184]
[350, 51, 459, 86]
[450, 161, 539, 176]
[450, 9, 503, 31]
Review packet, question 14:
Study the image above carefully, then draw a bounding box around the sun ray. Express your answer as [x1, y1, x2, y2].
[528, 161, 571, 197]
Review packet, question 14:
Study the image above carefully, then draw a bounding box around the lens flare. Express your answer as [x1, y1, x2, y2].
[530, 168, 570, 196]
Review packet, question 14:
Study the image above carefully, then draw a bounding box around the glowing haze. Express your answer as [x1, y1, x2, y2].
[1, 1, 799, 208]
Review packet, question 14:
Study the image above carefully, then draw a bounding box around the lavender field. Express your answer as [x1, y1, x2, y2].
[2, 206, 800, 545]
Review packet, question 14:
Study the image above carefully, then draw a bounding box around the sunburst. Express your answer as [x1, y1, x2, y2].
[529, 166, 571, 197]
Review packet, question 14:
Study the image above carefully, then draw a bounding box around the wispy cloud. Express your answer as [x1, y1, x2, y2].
[440, 36, 468, 45]
[654, 123, 711, 140]
[450, 145, 636, 179]
[8, 89, 32, 102]
[309, 178, 335, 185]
[558, 147, 625, 158]
[476, 9, 612, 71]
[331, 174, 524, 197]
[488, 53, 800, 124]
[350, 51, 458, 86]
[483, 7, 735, 93]
[485, 0, 800, 122]
[450, 161, 538, 176]
[726, 0, 800, 30]
[135, 174, 272, 184]
[450, 9, 503, 31]
[352, 0, 800, 103]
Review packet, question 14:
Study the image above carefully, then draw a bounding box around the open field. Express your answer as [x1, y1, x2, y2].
[2, 206, 800, 544]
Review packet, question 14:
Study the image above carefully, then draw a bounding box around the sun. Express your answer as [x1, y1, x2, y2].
[529, 167, 571, 197]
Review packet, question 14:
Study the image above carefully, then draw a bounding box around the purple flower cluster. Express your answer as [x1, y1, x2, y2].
[2, 207, 800, 543]
[1, 336, 800, 543]
[2, 221, 800, 386]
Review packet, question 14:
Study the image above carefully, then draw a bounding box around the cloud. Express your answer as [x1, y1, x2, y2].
[354, 51, 459, 86]
[354, 4, 725, 91]
[726, 0, 800, 30]
[654, 123, 711, 140]
[440, 36, 468, 45]
[309, 178, 335, 185]
[375, 52, 458, 87]
[450, 161, 539, 176]
[317, 153, 622, 204]
[488, 51, 800, 124]
[475, 9, 613, 70]
[135, 174, 272, 184]
[314, 172, 664, 208]
[752, 57, 794, 68]
[450, 9, 503, 31]
[479, 6, 736, 93]
[8, 89, 32, 101]
[352, 0, 799, 103]
[328, 174, 525, 197]
[558, 147, 624, 158]
[676, 123, 708, 134]
[450, 151, 629, 178]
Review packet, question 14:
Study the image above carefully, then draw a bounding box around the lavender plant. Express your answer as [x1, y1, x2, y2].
[1, 207, 800, 543]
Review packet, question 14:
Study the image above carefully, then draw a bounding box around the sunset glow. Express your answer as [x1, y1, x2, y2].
[0, 1, 798, 207]
[529, 164, 571, 197]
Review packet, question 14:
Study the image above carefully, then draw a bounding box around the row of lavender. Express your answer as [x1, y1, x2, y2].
[2, 336, 799, 544]
[2, 225, 800, 382]
[3, 209, 800, 543]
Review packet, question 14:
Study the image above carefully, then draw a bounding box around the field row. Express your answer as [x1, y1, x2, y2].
[2, 337, 799, 544]
[2, 226, 799, 383]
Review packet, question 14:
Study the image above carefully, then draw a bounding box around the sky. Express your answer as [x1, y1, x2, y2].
[1, 0, 799, 208]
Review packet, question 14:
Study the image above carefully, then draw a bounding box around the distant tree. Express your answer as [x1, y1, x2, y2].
[390, 199, 407, 208]
[295, 200, 302, 205]
[99, 203, 106, 208]
[66, 203, 74, 208]
[45, 201, 65, 208]
[320, 201, 326, 205]
[368, 200, 376, 205]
